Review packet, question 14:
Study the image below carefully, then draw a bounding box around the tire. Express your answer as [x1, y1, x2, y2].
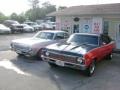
[85, 61, 96, 76]
[106, 53, 113, 60]
[17, 53, 24, 56]
[36, 49, 42, 59]
[48, 62, 57, 67]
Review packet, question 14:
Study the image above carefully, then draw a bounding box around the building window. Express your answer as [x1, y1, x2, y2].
[103, 21, 109, 35]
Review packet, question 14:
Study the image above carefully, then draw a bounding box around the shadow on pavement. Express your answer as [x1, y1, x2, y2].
[8, 54, 120, 90]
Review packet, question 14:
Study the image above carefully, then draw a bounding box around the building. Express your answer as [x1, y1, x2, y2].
[47, 3, 120, 49]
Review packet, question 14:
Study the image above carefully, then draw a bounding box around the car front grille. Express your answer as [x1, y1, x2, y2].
[47, 51, 78, 64]
[13, 44, 30, 52]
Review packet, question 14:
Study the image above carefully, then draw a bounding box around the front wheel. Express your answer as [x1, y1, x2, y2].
[85, 61, 96, 76]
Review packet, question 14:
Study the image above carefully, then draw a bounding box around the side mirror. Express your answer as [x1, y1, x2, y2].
[102, 42, 107, 46]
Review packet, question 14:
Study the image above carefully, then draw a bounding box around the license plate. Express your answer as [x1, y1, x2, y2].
[56, 60, 64, 67]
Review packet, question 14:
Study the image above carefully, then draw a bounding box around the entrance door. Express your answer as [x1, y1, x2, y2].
[116, 23, 120, 49]
[73, 24, 79, 33]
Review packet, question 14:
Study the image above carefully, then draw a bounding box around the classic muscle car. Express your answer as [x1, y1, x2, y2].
[11, 30, 69, 57]
[41, 33, 115, 76]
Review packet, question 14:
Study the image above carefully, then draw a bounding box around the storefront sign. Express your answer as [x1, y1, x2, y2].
[92, 17, 103, 34]
[83, 24, 90, 33]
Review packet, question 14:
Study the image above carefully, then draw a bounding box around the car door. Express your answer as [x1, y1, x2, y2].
[99, 35, 112, 59]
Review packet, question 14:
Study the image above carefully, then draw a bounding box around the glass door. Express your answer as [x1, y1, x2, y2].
[73, 24, 79, 33]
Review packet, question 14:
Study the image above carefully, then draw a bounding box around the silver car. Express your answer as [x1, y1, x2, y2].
[0, 24, 11, 34]
[11, 30, 69, 57]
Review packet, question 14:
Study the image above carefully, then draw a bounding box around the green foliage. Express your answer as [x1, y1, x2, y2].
[0, 12, 8, 23]
[29, 0, 39, 9]
[0, 1, 66, 23]
[9, 13, 26, 23]
[25, 1, 56, 21]
[10, 13, 18, 20]
[58, 6, 67, 11]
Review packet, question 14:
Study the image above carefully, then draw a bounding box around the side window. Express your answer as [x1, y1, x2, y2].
[64, 33, 69, 39]
[54, 33, 64, 40]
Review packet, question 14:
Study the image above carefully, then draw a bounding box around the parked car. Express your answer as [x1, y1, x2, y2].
[41, 33, 115, 76]
[11, 23, 24, 33]
[39, 23, 53, 30]
[11, 30, 69, 57]
[0, 24, 11, 34]
[24, 22, 42, 31]
[22, 24, 34, 32]
[47, 22, 56, 30]
[4, 20, 24, 33]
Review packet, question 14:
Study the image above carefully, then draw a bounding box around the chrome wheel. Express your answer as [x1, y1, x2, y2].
[89, 62, 95, 74]
[85, 61, 96, 76]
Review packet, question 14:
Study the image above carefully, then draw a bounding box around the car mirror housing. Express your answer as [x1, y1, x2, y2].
[102, 42, 107, 46]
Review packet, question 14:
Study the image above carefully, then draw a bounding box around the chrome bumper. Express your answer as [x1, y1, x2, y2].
[11, 48, 36, 56]
[41, 55, 86, 70]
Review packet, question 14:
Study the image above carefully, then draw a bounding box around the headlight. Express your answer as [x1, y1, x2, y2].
[77, 57, 85, 64]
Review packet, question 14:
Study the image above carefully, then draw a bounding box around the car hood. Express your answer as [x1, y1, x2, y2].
[46, 42, 98, 55]
[12, 38, 51, 46]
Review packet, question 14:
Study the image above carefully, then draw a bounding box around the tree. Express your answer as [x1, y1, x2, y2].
[42, 1, 56, 16]
[10, 13, 19, 21]
[58, 6, 67, 10]
[9, 13, 26, 23]
[0, 12, 8, 23]
[18, 13, 26, 23]
[28, 0, 40, 9]
[25, 1, 56, 21]
[27, 0, 41, 21]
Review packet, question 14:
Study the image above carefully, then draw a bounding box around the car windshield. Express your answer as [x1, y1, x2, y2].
[67, 34, 99, 46]
[34, 32, 54, 40]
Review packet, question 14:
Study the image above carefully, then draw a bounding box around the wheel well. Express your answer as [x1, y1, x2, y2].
[93, 58, 97, 64]
[37, 48, 43, 56]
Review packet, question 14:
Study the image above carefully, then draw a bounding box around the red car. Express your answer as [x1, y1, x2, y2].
[41, 33, 115, 76]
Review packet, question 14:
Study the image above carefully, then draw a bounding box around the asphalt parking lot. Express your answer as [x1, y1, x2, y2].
[0, 33, 120, 90]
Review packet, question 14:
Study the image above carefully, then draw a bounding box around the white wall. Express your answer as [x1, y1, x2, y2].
[56, 16, 103, 34]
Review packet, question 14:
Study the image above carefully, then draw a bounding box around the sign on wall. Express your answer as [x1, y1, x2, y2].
[92, 17, 103, 34]
[83, 24, 90, 33]
[80, 18, 92, 33]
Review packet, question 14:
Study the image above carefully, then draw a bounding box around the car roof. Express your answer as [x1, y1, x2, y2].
[73, 33, 100, 37]
[40, 30, 67, 33]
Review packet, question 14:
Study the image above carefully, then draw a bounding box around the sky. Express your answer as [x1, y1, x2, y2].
[0, 0, 120, 16]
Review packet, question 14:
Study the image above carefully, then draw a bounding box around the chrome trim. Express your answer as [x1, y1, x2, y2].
[47, 51, 78, 58]
[42, 55, 85, 67]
